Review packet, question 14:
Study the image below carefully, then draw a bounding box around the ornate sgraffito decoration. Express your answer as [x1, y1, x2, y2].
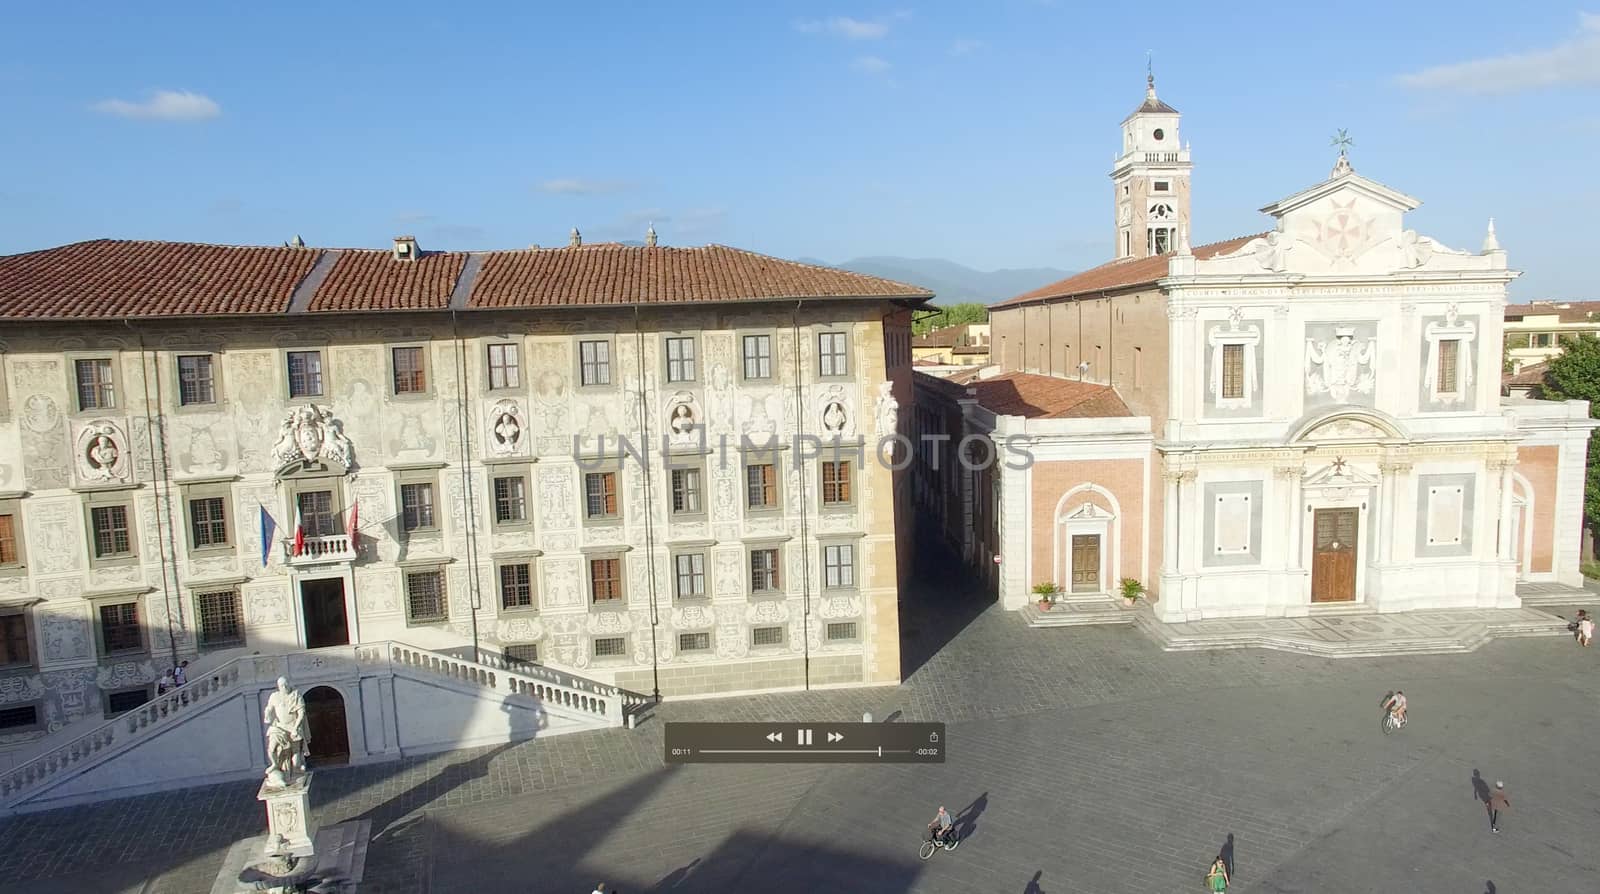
[75, 419, 131, 483]
[486, 398, 526, 456]
[1306, 327, 1376, 403]
[271, 405, 354, 474]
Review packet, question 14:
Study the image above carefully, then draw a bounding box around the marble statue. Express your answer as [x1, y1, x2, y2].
[262, 677, 310, 787]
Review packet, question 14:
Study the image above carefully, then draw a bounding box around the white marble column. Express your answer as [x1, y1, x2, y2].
[1162, 470, 1181, 576]
[1377, 461, 1398, 565]
[1496, 458, 1516, 557]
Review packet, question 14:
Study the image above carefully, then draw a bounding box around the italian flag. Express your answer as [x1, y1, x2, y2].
[292, 504, 306, 557]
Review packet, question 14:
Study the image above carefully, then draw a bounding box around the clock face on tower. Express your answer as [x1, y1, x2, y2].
[1153, 128, 1165, 141]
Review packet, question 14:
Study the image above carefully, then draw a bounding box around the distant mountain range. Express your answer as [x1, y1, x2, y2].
[799, 256, 1073, 306]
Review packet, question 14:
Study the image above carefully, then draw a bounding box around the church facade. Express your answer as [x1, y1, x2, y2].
[943, 78, 1597, 621]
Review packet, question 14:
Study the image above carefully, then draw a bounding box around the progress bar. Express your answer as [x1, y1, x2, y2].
[665, 722, 945, 764]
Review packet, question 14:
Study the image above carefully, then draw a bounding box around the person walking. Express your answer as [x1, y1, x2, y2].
[173, 660, 190, 687]
[1205, 855, 1230, 891]
[1577, 610, 1593, 647]
[1487, 781, 1511, 833]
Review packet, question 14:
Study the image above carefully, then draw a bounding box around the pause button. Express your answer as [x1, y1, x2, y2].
[796, 728, 813, 745]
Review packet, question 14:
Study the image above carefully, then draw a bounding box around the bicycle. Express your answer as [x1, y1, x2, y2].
[1381, 710, 1407, 734]
[918, 826, 961, 860]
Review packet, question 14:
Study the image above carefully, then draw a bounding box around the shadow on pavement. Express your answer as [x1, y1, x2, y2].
[899, 530, 994, 681]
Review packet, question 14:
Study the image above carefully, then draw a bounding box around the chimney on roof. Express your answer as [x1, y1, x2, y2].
[646, 224, 658, 247]
[392, 235, 419, 261]
[569, 227, 582, 248]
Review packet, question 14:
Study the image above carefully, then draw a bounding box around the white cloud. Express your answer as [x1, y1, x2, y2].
[534, 178, 636, 196]
[950, 39, 986, 56]
[795, 16, 890, 39]
[1395, 13, 1600, 94]
[853, 55, 892, 74]
[91, 89, 220, 121]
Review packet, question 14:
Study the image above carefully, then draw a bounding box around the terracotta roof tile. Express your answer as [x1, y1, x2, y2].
[0, 239, 319, 319]
[307, 250, 468, 312]
[916, 370, 1132, 419]
[468, 244, 930, 308]
[1503, 362, 1550, 387]
[1505, 301, 1600, 324]
[990, 234, 1265, 309]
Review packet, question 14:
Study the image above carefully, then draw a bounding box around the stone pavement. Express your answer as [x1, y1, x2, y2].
[1136, 604, 1569, 657]
[0, 578, 1597, 893]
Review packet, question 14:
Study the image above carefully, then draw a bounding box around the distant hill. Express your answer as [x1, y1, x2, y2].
[798, 256, 1073, 305]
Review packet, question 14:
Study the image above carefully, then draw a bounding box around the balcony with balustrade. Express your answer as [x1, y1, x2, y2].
[281, 533, 357, 566]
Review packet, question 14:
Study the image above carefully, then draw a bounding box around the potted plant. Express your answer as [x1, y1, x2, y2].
[1119, 578, 1145, 608]
[1032, 581, 1061, 610]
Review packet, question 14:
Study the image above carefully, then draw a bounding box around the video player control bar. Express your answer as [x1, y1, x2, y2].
[664, 722, 946, 764]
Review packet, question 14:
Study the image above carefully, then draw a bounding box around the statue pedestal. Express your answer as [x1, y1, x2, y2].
[258, 772, 317, 858]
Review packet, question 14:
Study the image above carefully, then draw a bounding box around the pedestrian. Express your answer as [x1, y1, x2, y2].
[156, 669, 175, 695]
[1577, 610, 1593, 647]
[1487, 781, 1511, 833]
[174, 660, 190, 686]
[591, 884, 606, 894]
[1205, 855, 1230, 891]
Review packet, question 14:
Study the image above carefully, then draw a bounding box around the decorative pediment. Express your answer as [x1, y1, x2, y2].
[1302, 417, 1386, 442]
[1061, 501, 1114, 521]
[1303, 458, 1380, 489]
[271, 405, 354, 476]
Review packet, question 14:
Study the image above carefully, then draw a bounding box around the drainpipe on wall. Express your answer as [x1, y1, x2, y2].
[126, 321, 182, 670]
[450, 311, 483, 664]
[791, 300, 813, 691]
[633, 306, 662, 704]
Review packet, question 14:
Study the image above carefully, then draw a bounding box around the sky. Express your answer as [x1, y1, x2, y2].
[1, 2, 1596, 300]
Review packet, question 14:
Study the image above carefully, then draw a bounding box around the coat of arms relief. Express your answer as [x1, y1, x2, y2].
[1305, 327, 1377, 404]
[271, 405, 355, 475]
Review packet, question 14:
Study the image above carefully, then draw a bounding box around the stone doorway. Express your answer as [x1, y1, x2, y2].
[304, 685, 350, 767]
[1311, 508, 1358, 602]
[301, 578, 349, 648]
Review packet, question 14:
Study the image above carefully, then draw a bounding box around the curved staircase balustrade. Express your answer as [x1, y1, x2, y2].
[2, 641, 640, 810]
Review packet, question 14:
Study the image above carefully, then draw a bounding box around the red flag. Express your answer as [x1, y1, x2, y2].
[292, 504, 306, 557]
[348, 501, 359, 547]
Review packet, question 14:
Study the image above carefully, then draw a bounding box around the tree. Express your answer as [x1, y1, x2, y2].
[1538, 332, 1600, 556]
[913, 302, 988, 336]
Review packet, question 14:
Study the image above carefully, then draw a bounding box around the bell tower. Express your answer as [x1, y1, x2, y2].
[1111, 69, 1192, 259]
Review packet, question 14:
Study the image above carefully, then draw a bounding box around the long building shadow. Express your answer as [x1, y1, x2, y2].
[899, 528, 994, 682]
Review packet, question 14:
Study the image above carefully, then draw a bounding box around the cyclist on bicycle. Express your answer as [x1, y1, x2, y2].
[928, 806, 954, 843]
[1382, 690, 1408, 724]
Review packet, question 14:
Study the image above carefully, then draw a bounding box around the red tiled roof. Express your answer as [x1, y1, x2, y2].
[990, 234, 1265, 309]
[1505, 301, 1600, 323]
[916, 370, 1132, 419]
[308, 250, 468, 312]
[1503, 362, 1550, 387]
[467, 244, 930, 308]
[0, 240, 319, 319]
[0, 239, 932, 320]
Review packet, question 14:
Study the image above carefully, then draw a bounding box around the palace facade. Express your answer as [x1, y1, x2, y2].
[0, 233, 927, 765]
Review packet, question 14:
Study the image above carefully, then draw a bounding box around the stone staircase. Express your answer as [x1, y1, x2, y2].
[1021, 595, 1137, 628]
[1133, 604, 1569, 658]
[1, 642, 648, 815]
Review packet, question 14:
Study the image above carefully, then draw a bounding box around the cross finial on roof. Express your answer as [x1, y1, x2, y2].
[1146, 51, 1156, 98]
[1329, 129, 1355, 177]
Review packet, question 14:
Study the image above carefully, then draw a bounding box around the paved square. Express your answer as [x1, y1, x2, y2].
[0, 577, 1596, 893]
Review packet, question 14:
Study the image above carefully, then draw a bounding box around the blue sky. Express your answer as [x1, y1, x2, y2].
[1, 2, 1596, 299]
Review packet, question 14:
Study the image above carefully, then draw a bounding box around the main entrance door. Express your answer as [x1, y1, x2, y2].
[304, 686, 350, 767]
[301, 579, 349, 648]
[1311, 508, 1358, 602]
[1070, 534, 1101, 594]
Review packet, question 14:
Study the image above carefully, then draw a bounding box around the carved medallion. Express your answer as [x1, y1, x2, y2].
[74, 420, 131, 483]
[271, 405, 354, 474]
[487, 398, 526, 456]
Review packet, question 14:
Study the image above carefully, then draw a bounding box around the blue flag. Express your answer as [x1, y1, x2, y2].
[259, 504, 277, 568]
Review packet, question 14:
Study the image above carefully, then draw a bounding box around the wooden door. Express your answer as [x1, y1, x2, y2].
[1310, 508, 1358, 602]
[1070, 534, 1101, 593]
[304, 686, 350, 767]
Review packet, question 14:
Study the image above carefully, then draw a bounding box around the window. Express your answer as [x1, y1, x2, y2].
[746, 463, 778, 510]
[90, 505, 132, 558]
[297, 490, 338, 536]
[818, 331, 848, 377]
[188, 496, 229, 550]
[742, 335, 773, 380]
[750, 548, 780, 594]
[499, 563, 534, 610]
[1531, 333, 1554, 348]
[75, 358, 116, 410]
[678, 631, 710, 652]
[1437, 339, 1460, 394]
[665, 336, 697, 383]
[504, 643, 539, 666]
[177, 355, 216, 406]
[494, 475, 528, 524]
[1148, 227, 1172, 255]
[400, 482, 436, 532]
[823, 543, 856, 589]
[405, 570, 447, 623]
[590, 557, 623, 602]
[286, 350, 324, 398]
[0, 705, 38, 730]
[751, 626, 785, 647]
[821, 461, 852, 506]
[487, 343, 521, 390]
[105, 688, 150, 716]
[195, 589, 243, 648]
[585, 472, 618, 519]
[0, 614, 30, 667]
[1153, 180, 1170, 192]
[392, 346, 427, 394]
[674, 553, 706, 599]
[671, 467, 702, 514]
[1221, 344, 1245, 400]
[1123, 231, 1131, 257]
[98, 602, 143, 655]
[593, 636, 626, 658]
[579, 340, 612, 386]
[825, 621, 858, 642]
[0, 512, 18, 567]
